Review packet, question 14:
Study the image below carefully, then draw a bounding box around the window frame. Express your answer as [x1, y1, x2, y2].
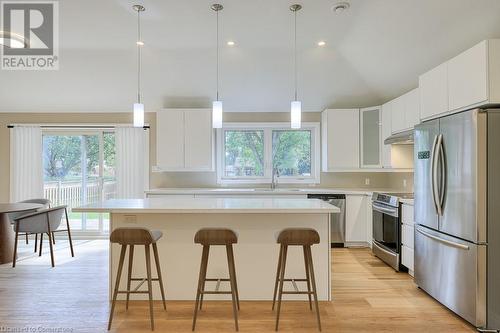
[216, 122, 320, 185]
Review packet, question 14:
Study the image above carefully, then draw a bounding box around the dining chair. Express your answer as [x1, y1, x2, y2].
[12, 205, 75, 267]
[9, 199, 52, 251]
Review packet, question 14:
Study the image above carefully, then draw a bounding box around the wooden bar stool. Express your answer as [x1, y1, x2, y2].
[192, 228, 240, 331]
[108, 227, 167, 331]
[272, 228, 322, 331]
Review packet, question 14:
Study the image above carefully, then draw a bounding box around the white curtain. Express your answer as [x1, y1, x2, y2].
[115, 127, 149, 199]
[10, 126, 44, 202]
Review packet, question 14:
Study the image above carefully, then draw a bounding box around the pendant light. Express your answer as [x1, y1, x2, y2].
[211, 4, 223, 129]
[132, 4, 145, 128]
[290, 4, 302, 129]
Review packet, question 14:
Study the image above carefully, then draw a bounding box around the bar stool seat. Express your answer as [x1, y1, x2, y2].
[273, 228, 322, 331]
[275, 228, 320, 245]
[194, 228, 238, 245]
[108, 227, 167, 331]
[192, 228, 240, 331]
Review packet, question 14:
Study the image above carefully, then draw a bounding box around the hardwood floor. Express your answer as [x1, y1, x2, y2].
[0, 240, 475, 332]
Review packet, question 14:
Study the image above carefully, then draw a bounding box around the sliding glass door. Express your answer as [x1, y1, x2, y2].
[42, 130, 115, 236]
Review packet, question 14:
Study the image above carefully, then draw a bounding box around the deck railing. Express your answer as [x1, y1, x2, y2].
[44, 180, 116, 209]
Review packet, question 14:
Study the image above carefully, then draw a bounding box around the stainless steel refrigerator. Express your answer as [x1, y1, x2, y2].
[414, 108, 500, 332]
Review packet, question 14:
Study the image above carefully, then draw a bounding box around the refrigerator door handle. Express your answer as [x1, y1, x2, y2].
[438, 134, 446, 214]
[430, 135, 440, 215]
[416, 227, 470, 250]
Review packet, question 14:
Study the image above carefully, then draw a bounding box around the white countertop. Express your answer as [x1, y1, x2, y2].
[145, 187, 410, 196]
[73, 197, 340, 214]
[399, 198, 414, 205]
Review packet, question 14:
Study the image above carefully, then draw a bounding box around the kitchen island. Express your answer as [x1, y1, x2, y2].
[74, 197, 339, 301]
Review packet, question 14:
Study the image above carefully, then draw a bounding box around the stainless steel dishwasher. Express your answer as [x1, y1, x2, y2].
[307, 194, 346, 247]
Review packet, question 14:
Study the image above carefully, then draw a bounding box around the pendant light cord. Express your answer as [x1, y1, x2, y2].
[294, 9, 297, 101]
[216, 9, 220, 101]
[137, 9, 142, 104]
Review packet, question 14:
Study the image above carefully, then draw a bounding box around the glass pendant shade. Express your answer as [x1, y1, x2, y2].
[133, 102, 144, 128]
[212, 100, 223, 129]
[290, 100, 301, 129]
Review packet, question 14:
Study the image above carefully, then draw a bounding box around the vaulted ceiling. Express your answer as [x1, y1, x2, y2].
[1, 0, 500, 112]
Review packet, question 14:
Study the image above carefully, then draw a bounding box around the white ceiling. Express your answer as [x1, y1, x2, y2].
[2, 0, 500, 113]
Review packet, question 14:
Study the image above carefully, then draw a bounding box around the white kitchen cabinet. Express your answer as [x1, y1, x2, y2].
[448, 39, 500, 111]
[401, 203, 415, 276]
[366, 197, 373, 248]
[360, 106, 381, 168]
[321, 109, 360, 171]
[381, 101, 392, 168]
[184, 110, 213, 170]
[405, 88, 420, 129]
[345, 195, 367, 246]
[419, 62, 448, 120]
[155, 109, 214, 172]
[391, 88, 420, 133]
[391, 95, 406, 134]
[420, 39, 500, 121]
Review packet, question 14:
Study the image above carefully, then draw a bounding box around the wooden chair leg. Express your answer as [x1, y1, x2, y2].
[145, 245, 154, 331]
[52, 232, 56, 244]
[25, 233, 29, 244]
[192, 245, 209, 331]
[306, 246, 322, 331]
[108, 245, 127, 331]
[39, 233, 43, 257]
[152, 243, 167, 310]
[34, 234, 38, 253]
[275, 244, 288, 331]
[47, 230, 55, 267]
[12, 230, 19, 268]
[126, 245, 134, 310]
[198, 246, 210, 311]
[65, 208, 75, 257]
[228, 245, 240, 311]
[226, 245, 239, 331]
[272, 245, 284, 311]
[303, 246, 313, 311]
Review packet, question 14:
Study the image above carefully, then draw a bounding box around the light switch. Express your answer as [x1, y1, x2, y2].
[124, 215, 137, 224]
[365, 178, 370, 185]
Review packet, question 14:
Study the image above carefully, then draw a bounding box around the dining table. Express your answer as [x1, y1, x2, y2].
[0, 203, 43, 264]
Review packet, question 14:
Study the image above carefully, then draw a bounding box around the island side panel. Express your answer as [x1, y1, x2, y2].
[109, 212, 331, 301]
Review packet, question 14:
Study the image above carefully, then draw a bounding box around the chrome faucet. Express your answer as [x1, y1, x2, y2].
[271, 167, 280, 190]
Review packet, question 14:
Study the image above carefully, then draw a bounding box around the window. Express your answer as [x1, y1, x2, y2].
[43, 130, 116, 235]
[217, 123, 320, 184]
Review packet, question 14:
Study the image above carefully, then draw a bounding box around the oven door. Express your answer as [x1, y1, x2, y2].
[372, 202, 400, 254]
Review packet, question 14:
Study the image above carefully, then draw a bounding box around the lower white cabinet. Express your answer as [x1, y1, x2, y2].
[401, 203, 415, 276]
[345, 195, 367, 246]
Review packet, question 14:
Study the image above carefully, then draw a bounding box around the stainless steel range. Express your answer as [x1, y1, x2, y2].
[371, 192, 413, 271]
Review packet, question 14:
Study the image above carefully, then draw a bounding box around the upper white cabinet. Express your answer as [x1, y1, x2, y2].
[420, 39, 500, 121]
[391, 88, 420, 134]
[155, 109, 214, 172]
[321, 109, 360, 171]
[360, 106, 381, 168]
[391, 95, 406, 133]
[381, 101, 392, 168]
[405, 88, 420, 129]
[419, 62, 448, 120]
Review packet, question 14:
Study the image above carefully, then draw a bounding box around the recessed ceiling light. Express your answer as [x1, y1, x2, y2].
[136, 41, 144, 46]
[317, 41, 326, 46]
[331, 1, 350, 13]
[227, 41, 235, 46]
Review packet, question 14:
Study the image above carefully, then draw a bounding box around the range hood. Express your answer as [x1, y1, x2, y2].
[384, 129, 414, 145]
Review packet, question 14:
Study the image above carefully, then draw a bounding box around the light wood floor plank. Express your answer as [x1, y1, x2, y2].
[0, 240, 475, 332]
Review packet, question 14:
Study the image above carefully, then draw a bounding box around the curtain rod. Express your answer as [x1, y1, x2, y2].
[7, 124, 150, 130]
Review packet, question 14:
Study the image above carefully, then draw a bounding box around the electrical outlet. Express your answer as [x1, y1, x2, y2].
[365, 178, 370, 185]
[403, 179, 407, 188]
[124, 215, 137, 224]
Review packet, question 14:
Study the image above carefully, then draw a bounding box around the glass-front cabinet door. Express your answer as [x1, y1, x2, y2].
[360, 106, 381, 168]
